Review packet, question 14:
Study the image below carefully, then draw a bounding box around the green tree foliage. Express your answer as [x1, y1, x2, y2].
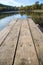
[19, 1, 43, 11]
[0, 1, 43, 12]
[0, 4, 19, 12]
[41, 4, 43, 9]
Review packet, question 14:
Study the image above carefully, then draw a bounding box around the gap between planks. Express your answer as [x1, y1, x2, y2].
[0, 19, 22, 65]
[14, 19, 39, 65]
[27, 18, 43, 65]
[0, 19, 18, 46]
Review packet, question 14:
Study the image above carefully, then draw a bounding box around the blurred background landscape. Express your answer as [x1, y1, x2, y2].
[0, 0, 43, 32]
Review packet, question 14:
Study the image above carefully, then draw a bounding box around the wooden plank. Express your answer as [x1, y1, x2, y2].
[0, 19, 17, 46]
[28, 18, 43, 65]
[0, 19, 22, 65]
[14, 19, 39, 65]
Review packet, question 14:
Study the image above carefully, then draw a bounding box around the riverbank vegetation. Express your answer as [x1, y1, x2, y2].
[0, 1, 43, 12]
[19, 1, 43, 12]
[0, 4, 19, 12]
[0, 1, 43, 28]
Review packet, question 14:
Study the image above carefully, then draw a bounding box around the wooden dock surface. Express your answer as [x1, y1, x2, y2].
[0, 18, 43, 65]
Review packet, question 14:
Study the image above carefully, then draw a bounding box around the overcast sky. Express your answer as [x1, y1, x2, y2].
[0, 0, 43, 6]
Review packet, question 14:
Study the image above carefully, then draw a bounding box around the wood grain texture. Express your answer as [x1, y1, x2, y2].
[0, 19, 21, 65]
[0, 19, 17, 46]
[0, 18, 43, 65]
[14, 19, 39, 65]
[28, 18, 43, 65]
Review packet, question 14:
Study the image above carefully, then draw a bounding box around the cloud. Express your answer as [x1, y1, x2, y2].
[0, 0, 21, 6]
[0, 0, 43, 6]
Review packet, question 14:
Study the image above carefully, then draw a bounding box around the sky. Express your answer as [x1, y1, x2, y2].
[0, 0, 43, 6]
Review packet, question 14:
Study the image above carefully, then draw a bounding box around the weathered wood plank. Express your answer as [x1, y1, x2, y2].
[0, 19, 22, 65]
[0, 19, 17, 46]
[28, 18, 43, 65]
[14, 19, 39, 65]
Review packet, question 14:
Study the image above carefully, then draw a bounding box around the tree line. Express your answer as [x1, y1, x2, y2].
[0, 1, 43, 12]
[19, 1, 43, 11]
[0, 4, 19, 12]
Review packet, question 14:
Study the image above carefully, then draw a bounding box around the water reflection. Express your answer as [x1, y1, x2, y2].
[0, 12, 43, 31]
[21, 12, 43, 28]
[0, 15, 15, 30]
[0, 13, 28, 31]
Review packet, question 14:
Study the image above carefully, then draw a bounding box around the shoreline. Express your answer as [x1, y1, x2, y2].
[0, 10, 43, 14]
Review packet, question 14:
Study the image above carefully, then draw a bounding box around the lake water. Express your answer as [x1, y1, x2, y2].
[0, 12, 43, 31]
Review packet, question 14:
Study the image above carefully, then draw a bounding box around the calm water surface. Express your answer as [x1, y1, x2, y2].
[0, 14, 29, 31]
[0, 12, 43, 31]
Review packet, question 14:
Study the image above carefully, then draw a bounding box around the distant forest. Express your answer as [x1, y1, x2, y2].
[0, 1, 43, 12]
[19, 1, 43, 11]
[0, 4, 19, 12]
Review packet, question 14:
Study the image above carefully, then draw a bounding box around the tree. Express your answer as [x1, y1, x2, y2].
[41, 5, 43, 10]
[35, 1, 40, 9]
